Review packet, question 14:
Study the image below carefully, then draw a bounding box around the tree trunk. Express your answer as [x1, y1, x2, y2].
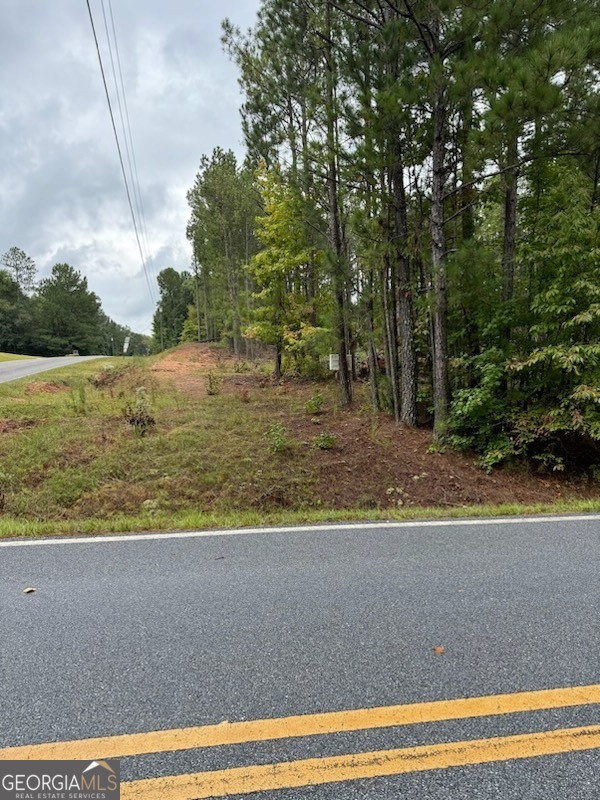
[274, 342, 282, 379]
[430, 81, 449, 441]
[301, 98, 318, 326]
[502, 132, 519, 308]
[382, 252, 400, 422]
[390, 156, 417, 427]
[224, 233, 241, 356]
[325, 0, 352, 406]
[367, 273, 380, 411]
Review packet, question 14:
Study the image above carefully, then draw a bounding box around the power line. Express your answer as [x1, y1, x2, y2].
[85, 0, 156, 305]
[103, 0, 157, 284]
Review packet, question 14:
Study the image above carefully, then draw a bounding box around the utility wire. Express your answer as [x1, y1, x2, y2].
[85, 0, 156, 305]
[99, 1, 140, 226]
[103, 0, 156, 284]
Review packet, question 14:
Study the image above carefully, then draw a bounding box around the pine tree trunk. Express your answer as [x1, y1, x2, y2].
[390, 156, 417, 427]
[274, 342, 282, 379]
[382, 253, 400, 423]
[502, 132, 519, 308]
[300, 99, 318, 326]
[367, 275, 380, 411]
[431, 81, 449, 441]
[325, 0, 352, 406]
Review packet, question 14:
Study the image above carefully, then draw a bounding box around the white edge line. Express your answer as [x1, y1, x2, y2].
[0, 514, 599, 548]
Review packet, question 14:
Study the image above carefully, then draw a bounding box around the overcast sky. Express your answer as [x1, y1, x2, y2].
[0, 0, 261, 335]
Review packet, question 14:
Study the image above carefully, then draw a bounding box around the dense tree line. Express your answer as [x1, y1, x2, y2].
[164, 0, 600, 469]
[0, 247, 148, 357]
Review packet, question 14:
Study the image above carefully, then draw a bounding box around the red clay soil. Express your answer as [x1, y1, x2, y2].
[152, 343, 599, 511]
[150, 342, 239, 394]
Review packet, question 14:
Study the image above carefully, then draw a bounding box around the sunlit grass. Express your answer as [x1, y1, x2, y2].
[0, 352, 37, 361]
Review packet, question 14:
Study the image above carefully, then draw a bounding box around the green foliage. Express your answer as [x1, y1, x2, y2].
[206, 371, 223, 396]
[245, 165, 328, 374]
[1, 247, 37, 295]
[265, 422, 288, 453]
[312, 432, 337, 450]
[186, 148, 259, 353]
[152, 268, 194, 351]
[179, 305, 200, 344]
[34, 263, 105, 356]
[216, 0, 600, 461]
[449, 350, 516, 469]
[305, 389, 324, 415]
[69, 383, 90, 417]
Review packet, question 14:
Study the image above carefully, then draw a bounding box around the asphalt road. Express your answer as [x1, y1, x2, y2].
[1, 516, 599, 798]
[0, 355, 103, 383]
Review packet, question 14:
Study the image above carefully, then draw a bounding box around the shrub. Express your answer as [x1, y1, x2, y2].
[206, 371, 223, 396]
[305, 389, 324, 415]
[312, 432, 337, 450]
[124, 387, 155, 436]
[266, 423, 288, 453]
[69, 383, 89, 416]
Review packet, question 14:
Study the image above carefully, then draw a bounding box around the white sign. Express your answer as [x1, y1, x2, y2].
[123, 336, 131, 354]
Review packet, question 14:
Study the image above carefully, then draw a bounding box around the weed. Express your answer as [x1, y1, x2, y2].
[266, 423, 288, 453]
[386, 486, 411, 507]
[0, 471, 15, 492]
[369, 417, 382, 442]
[305, 389, 324, 415]
[90, 364, 122, 389]
[234, 360, 252, 373]
[69, 383, 89, 416]
[312, 432, 337, 450]
[124, 387, 155, 436]
[207, 371, 224, 395]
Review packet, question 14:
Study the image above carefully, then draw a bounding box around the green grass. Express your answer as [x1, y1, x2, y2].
[0, 356, 317, 529]
[1, 499, 600, 540]
[0, 352, 37, 362]
[0, 352, 599, 540]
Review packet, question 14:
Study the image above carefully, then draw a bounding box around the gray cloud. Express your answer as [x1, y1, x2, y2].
[0, 0, 260, 334]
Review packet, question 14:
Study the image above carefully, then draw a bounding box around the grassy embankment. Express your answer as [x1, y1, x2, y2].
[0, 352, 37, 362]
[0, 348, 599, 539]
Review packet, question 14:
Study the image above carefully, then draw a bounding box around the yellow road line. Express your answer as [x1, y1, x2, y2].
[1, 684, 599, 761]
[120, 724, 600, 799]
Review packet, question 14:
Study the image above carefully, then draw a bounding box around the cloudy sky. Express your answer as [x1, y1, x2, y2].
[0, 0, 261, 335]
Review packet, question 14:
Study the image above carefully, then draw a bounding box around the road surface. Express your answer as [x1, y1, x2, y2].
[0, 355, 103, 384]
[1, 516, 599, 797]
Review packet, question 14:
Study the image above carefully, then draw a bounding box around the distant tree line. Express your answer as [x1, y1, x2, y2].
[0, 247, 148, 356]
[153, 0, 600, 470]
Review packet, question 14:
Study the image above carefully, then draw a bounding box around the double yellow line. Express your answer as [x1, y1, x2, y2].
[2, 685, 599, 798]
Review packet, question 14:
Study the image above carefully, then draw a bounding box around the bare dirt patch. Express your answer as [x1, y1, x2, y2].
[25, 381, 69, 394]
[0, 418, 35, 434]
[282, 404, 594, 509]
[150, 342, 255, 397]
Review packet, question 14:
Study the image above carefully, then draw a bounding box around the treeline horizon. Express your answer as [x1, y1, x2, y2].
[0, 247, 148, 357]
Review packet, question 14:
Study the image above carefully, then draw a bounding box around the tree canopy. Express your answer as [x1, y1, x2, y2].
[161, 0, 600, 468]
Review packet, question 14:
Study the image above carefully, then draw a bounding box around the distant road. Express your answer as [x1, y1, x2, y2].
[0, 355, 104, 384]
